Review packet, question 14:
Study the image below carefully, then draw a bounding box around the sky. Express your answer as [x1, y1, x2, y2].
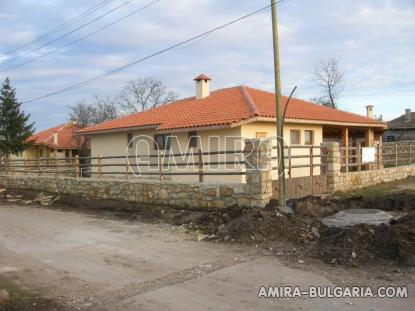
[0, 0, 414, 131]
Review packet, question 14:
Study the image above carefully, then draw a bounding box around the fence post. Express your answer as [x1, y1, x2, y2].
[321, 142, 341, 193]
[244, 139, 273, 207]
[159, 151, 163, 181]
[357, 145, 362, 171]
[75, 155, 80, 178]
[288, 146, 292, 179]
[395, 142, 398, 167]
[98, 154, 102, 178]
[55, 154, 58, 175]
[377, 143, 381, 170]
[125, 157, 129, 180]
[37, 158, 41, 175]
[309, 146, 314, 194]
[198, 149, 204, 183]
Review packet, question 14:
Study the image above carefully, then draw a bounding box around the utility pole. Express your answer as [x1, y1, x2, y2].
[270, 0, 287, 206]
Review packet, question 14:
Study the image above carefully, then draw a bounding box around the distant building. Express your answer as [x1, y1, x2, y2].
[13, 122, 81, 160]
[384, 109, 415, 142]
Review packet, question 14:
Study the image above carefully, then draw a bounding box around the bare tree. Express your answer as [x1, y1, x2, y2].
[312, 58, 344, 109]
[118, 77, 177, 114]
[68, 96, 118, 159]
[68, 96, 118, 127]
[90, 94, 118, 125]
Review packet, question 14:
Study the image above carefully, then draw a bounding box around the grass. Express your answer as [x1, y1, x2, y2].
[335, 176, 415, 198]
[0, 278, 27, 307]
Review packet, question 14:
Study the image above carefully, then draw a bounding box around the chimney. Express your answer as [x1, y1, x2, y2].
[366, 105, 374, 119]
[53, 131, 58, 145]
[405, 109, 411, 123]
[194, 74, 211, 99]
[71, 119, 78, 126]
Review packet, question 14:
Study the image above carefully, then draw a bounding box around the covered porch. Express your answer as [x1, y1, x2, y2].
[323, 125, 386, 172]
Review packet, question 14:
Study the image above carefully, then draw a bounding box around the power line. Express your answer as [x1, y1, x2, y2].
[1, 0, 115, 57]
[23, 0, 287, 104]
[2, 0, 137, 65]
[0, 0, 162, 72]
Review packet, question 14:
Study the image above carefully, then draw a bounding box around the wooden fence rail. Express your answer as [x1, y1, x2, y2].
[340, 142, 414, 172]
[0, 145, 329, 182]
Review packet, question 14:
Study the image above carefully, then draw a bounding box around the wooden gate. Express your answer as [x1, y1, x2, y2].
[272, 174, 328, 200]
[271, 145, 328, 199]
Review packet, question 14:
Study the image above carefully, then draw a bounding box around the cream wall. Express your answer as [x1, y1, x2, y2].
[90, 126, 245, 183]
[89, 121, 324, 182]
[241, 121, 323, 178]
[12, 146, 76, 160]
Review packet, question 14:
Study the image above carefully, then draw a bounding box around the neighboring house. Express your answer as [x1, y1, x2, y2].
[384, 109, 415, 142]
[14, 122, 81, 160]
[79, 74, 387, 182]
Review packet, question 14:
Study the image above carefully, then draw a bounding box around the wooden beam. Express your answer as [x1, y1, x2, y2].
[364, 128, 374, 147]
[342, 127, 349, 172]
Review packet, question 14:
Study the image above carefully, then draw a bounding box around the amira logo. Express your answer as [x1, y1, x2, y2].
[124, 134, 290, 178]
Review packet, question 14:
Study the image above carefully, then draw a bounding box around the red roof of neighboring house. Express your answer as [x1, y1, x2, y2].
[29, 123, 79, 149]
[79, 86, 386, 134]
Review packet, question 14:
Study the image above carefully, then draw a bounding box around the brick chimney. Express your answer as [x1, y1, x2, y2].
[405, 109, 411, 123]
[365, 105, 374, 119]
[194, 74, 211, 99]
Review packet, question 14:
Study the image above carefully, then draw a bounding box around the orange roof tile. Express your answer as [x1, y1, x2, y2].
[79, 86, 386, 134]
[29, 123, 79, 149]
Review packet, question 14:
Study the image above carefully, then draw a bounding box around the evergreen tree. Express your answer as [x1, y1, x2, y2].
[0, 78, 34, 157]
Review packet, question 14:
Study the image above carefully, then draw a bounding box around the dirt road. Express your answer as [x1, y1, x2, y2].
[0, 204, 414, 310]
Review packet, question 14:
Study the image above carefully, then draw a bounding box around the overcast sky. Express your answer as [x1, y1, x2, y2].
[0, 0, 414, 131]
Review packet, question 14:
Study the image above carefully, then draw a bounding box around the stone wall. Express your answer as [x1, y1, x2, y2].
[0, 139, 273, 209]
[0, 174, 252, 209]
[323, 142, 415, 192]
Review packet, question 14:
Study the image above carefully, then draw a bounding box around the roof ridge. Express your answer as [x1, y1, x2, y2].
[239, 86, 259, 116]
[43, 123, 67, 144]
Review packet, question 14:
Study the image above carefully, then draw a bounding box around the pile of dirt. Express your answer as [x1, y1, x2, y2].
[317, 210, 415, 266]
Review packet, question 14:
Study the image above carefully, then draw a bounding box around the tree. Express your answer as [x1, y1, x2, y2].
[0, 78, 34, 157]
[68, 96, 118, 159]
[118, 77, 177, 114]
[68, 95, 118, 128]
[312, 58, 344, 109]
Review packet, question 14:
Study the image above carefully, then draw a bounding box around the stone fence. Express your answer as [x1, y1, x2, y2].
[0, 139, 273, 208]
[1, 140, 415, 209]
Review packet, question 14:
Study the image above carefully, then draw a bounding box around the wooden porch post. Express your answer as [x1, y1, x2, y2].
[342, 127, 349, 172]
[364, 128, 374, 147]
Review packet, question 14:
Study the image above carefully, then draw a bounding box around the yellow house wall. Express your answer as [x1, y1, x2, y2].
[241, 121, 323, 178]
[90, 127, 244, 183]
[90, 121, 324, 182]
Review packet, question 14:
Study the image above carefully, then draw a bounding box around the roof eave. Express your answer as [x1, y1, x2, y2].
[237, 116, 388, 129]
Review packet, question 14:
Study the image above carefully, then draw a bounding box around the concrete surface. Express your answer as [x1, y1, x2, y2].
[0, 204, 414, 310]
[322, 209, 394, 227]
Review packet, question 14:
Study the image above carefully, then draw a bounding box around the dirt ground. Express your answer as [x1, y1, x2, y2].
[0, 177, 415, 310]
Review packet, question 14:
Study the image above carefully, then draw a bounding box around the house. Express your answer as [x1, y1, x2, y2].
[78, 74, 387, 182]
[384, 108, 415, 142]
[15, 122, 81, 160]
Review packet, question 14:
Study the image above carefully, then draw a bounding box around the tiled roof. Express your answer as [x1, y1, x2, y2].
[79, 86, 386, 134]
[29, 123, 79, 149]
[388, 112, 415, 129]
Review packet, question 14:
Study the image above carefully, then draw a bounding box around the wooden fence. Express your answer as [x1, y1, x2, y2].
[340, 141, 414, 173]
[0, 149, 246, 182]
[0, 145, 328, 184]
